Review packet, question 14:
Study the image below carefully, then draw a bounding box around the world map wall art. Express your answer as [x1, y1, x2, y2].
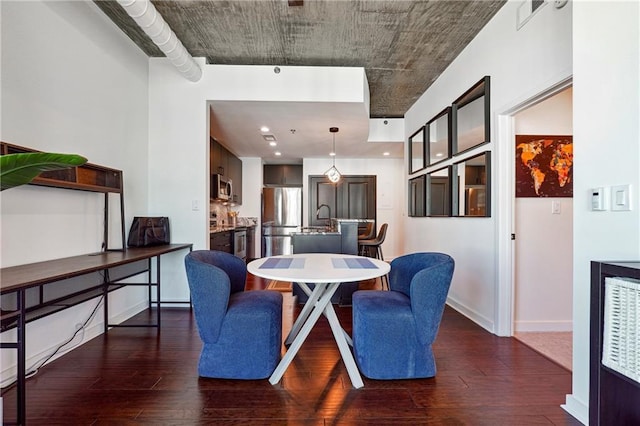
[515, 135, 573, 197]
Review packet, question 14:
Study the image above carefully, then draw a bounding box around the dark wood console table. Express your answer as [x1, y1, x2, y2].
[0, 243, 192, 425]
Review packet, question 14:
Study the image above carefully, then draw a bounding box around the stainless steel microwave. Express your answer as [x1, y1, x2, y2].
[211, 174, 232, 201]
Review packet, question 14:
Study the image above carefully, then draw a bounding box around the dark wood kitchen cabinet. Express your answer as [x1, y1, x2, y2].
[263, 164, 303, 186]
[210, 137, 242, 204]
[228, 154, 242, 204]
[210, 138, 228, 176]
[210, 231, 232, 254]
[308, 175, 376, 227]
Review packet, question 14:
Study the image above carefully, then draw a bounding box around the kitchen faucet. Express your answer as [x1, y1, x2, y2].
[316, 204, 331, 227]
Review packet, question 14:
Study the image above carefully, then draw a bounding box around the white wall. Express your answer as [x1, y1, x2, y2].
[403, 0, 572, 332]
[0, 1, 149, 382]
[147, 63, 389, 301]
[302, 157, 405, 260]
[404, 0, 639, 422]
[237, 156, 263, 257]
[514, 88, 573, 332]
[567, 1, 640, 422]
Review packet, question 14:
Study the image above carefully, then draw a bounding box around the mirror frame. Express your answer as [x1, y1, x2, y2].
[426, 107, 452, 166]
[452, 151, 491, 217]
[408, 126, 426, 174]
[427, 166, 452, 217]
[408, 175, 426, 217]
[452, 76, 491, 155]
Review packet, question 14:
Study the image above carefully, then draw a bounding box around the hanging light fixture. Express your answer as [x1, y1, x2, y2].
[324, 127, 342, 183]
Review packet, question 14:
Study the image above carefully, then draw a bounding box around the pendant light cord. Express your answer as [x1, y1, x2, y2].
[332, 132, 336, 166]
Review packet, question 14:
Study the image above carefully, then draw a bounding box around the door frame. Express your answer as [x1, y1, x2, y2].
[495, 76, 573, 336]
[308, 175, 377, 228]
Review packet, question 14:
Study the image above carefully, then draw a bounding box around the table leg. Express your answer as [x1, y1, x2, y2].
[270, 283, 339, 385]
[323, 301, 363, 388]
[285, 282, 353, 347]
[284, 282, 324, 346]
[17, 289, 26, 425]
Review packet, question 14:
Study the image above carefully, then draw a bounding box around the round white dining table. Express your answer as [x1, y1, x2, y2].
[247, 253, 390, 389]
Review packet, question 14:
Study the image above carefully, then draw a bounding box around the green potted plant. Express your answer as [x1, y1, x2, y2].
[1, 152, 87, 191]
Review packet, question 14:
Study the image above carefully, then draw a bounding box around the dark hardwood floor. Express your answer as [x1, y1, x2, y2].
[2, 275, 581, 425]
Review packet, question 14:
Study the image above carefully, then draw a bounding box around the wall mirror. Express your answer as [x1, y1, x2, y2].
[426, 107, 451, 166]
[409, 126, 425, 174]
[453, 76, 490, 155]
[453, 151, 491, 217]
[427, 166, 451, 217]
[408, 175, 426, 217]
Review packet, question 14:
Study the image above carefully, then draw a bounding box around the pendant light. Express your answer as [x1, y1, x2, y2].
[324, 127, 342, 183]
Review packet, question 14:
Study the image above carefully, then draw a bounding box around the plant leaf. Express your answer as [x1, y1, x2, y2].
[0, 152, 88, 191]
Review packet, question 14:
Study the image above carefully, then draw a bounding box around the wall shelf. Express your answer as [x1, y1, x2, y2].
[2, 142, 123, 193]
[1, 141, 126, 250]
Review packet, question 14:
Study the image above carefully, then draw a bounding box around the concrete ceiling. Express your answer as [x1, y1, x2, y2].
[95, 0, 505, 161]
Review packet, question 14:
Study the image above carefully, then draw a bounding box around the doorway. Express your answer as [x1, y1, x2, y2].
[511, 87, 574, 370]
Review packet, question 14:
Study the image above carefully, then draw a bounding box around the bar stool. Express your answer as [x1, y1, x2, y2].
[358, 221, 375, 240]
[358, 223, 389, 290]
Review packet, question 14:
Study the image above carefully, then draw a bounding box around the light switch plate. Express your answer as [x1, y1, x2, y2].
[611, 184, 632, 211]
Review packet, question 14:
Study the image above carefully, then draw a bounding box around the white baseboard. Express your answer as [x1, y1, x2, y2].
[446, 296, 495, 333]
[0, 298, 149, 385]
[562, 394, 588, 425]
[108, 299, 149, 326]
[515, 320, 573, 332]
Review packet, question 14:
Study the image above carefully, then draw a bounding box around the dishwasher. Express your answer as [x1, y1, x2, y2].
[233, 228, 247, 261]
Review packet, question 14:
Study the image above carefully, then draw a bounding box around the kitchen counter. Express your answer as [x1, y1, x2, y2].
[210, 225, 252, 234]
[291, 228, 339, 235]
[290, 221, 358, 255]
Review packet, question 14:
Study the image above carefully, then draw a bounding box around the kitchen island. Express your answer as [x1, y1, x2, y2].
[290, 219, 360, 305]
[291, 219, 359, 255]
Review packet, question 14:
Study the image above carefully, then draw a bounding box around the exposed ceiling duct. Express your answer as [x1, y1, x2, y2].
[116, 0, 202, 82]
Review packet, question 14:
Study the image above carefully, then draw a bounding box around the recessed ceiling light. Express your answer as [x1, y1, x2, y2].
[260, 126, 270, 132]
[329, 152, 336, 157]
[435, 152, 443, 157]
[269, 141, 277, 147]
[274, 151, 281, 156]
[383, 152, 390, 156]
[263, 134, 276, 142]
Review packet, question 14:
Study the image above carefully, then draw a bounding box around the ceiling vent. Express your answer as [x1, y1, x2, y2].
[263, 135, 277, 142]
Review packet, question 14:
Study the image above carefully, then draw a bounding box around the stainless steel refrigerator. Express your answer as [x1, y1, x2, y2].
[261, 187, 302, 256]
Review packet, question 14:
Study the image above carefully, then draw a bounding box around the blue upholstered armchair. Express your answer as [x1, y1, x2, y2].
[352, 252, 455, 379]
[184, 250, 283, 379]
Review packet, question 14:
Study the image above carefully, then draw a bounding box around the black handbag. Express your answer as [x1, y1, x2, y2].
[127, 217, 170, 247]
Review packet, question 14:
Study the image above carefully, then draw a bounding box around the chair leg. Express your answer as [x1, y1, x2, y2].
[375, 245, 389, 290]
